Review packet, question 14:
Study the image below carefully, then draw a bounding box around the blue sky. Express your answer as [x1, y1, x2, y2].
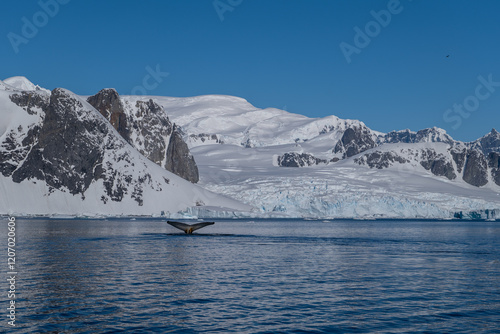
[2, 0, 500, 142]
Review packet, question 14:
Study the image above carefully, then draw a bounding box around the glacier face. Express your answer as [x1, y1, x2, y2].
[189, 143, 500, 219]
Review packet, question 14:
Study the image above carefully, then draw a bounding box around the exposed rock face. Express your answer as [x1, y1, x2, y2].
[277, 123, 499, 188]
[3, 88, 176, 205]
[384, 127, 454, 144]
[354, 147, 457, 180]
[8, 89, 109, 196]
[1, 92, 48, 177]
[87, 88, 130, 142]
[132, 99, 172, 166]
[87, 90, 200, 183]
[1, 87, 234, 212]
[425, 159, 456, 180]
[189, 133, 224, 145]
[166, 127, 199, 183]
[488, 152, 500, 186]
[354, 151, 409, 169]
[463, 150, 488, 187]
[474, 128, 500, 155]
[333, 127, 376, 158]
[319, 124, 336, 135]
[450, 146, 467, 173]
[419, 149, 456, 180]
[383, 129, 414, 144]
[333, 125, 499, 186]
[9, 91, 49, 115]
[277, 152, 327, 167]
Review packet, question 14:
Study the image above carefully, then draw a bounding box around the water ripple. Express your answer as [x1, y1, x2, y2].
[2, 219, 499, 333]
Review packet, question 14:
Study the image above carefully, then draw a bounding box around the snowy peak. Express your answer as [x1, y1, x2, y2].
[152, 94, 373, 149]
[473, 128, 500, 155]
[4, 76, 37, 90]
[384, 127, 454, 145]
[3, 76, 50, 94]
[414, 127, 454, 143]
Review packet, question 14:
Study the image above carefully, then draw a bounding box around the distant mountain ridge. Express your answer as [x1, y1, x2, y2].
[276, 122, 499, 189]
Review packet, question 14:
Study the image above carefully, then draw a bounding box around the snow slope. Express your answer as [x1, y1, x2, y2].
[150, 95, 380, 149]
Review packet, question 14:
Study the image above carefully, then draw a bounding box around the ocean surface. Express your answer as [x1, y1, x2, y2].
[1, 218, 499, 333]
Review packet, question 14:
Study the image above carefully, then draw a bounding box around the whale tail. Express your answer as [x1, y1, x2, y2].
[167, 221, 215, 234]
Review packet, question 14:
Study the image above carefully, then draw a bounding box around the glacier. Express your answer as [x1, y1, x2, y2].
[187, 144, 500, 219]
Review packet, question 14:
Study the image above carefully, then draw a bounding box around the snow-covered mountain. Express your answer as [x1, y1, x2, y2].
[147, 94, 500, 219]
[2, 76, 51, 94]
[0, 77, 250, 217]
[151, 94, 381, 149]
[1, 76, 499, 219]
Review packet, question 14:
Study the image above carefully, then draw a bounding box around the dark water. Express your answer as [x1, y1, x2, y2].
[1, 218, 500, 333]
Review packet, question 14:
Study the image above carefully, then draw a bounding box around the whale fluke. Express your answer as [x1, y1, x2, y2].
[167, 221, 215, 234]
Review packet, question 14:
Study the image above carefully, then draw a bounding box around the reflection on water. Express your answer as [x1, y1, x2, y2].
[1, 219, 499, 333]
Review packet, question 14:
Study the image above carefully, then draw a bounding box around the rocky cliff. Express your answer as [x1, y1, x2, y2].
[7, 89, 106, 196]
[87, 89, 199, 183]
[166, 126, 199, 183]
[333, 125, 377, 158]
[277, 152, 328, 167]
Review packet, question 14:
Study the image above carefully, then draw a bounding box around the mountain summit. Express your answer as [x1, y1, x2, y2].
[2, 76, 50, 93]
